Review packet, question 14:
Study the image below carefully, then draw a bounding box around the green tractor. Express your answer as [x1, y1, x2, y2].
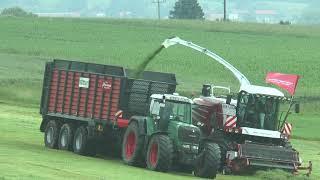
[122, 93, 221, 178]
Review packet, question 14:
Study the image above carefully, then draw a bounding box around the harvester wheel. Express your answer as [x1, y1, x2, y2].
[194, 142, 221, 179]
[284, 142, 293, 149]
[73, 126, 90, 155]
[44, 120, 60, 149]
[58, 123, 74, 151]
[146, 134, 173, 172]
[122, 121, 144, 166]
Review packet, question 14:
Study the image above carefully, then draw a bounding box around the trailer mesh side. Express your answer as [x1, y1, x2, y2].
[123, 79, 175, 118]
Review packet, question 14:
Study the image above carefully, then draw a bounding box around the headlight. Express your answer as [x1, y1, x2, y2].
[192, 145, 198, 150]
[182, 144, 190, 149]
[281, 133, 288, 140]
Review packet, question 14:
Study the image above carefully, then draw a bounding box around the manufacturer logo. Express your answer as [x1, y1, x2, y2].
[79, 77, 89, 88]
[267, 78, 294, 86]
[102, 81, 112, 89]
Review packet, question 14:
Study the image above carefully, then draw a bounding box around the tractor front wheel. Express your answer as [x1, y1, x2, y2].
[122, 121, 144, 166]
[194, 142, 221, 179]
[146, 134, 173, 172]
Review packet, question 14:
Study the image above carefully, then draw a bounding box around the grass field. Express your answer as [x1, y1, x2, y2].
[0, 103, 318, 180]
[0, 17, 319, 179]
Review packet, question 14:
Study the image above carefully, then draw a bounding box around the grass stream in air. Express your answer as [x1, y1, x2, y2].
[133, 45, 165, 78]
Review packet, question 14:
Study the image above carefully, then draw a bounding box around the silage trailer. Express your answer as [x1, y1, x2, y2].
[39, 59, 176, 155]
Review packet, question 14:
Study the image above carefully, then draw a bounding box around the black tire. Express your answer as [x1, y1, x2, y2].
[178, 165, 193, 174]
[194, 143, 221, 179]
[86, 139, 97, 157]
[73, 126, 94, 156]
[44, 120, 60, 149]
[284, 141, 293, 149]
[58, 123, 74, 151]
[122, 121, 144, 166]
[146, 134, 174, 172]
[209, 131, 232, 169]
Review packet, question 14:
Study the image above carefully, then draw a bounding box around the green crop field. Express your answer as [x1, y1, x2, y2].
[0, 17, 319, 179]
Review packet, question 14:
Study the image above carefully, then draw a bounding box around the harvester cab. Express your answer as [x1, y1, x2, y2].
[236, 85, 285, 132]
[122, 93, 221, 179]
[160, 37, 311, 175]
[193, 83, 312, 175]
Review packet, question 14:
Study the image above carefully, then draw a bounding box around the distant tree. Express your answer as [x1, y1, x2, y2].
[1, 7, 37, 17]
[169, 0, 204, 19]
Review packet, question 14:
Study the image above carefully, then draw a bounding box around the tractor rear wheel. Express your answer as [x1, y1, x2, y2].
[194, 142, 221, 179]
[44, 120, 60, 149]
[146, 134, 173, 172]
[122, 122, 144, 166]
[73, 126, 91, 155]
[58, 123, 74, 151]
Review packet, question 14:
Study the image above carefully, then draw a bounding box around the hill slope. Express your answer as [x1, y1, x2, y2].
[1, 17, 319, 95]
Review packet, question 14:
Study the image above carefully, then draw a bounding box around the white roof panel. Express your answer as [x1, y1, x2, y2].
[151, 94, 193, 104]
[240, 85, 284, 97]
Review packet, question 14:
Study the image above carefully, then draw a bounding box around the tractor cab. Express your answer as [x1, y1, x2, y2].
[149, 94, 193, 128]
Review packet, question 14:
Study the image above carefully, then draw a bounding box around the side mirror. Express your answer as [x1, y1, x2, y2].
[161, 95, 166, 103]
[226, 95, 232, 105]
[295, 103, 300, 113]
[202, 84, 211, 97]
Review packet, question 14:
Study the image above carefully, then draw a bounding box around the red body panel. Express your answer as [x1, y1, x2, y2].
[47, 69, 124, 124]
[192, 98, 224, 135]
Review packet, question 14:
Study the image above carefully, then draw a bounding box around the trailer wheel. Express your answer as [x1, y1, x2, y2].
[44, 120, 60, 149]
[146, 134, 173, 172]
[73, 126, 89, 155]
[122, 122, 144, 166]
[58, 123, 74, 151]
[194, 142, 221, 179]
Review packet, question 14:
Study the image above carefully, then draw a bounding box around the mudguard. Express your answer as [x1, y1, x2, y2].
[129, 116, 147, 136]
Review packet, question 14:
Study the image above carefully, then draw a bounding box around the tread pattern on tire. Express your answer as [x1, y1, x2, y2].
[44, 120, 60, 149]
[194, 142, 221, 179]
[210, 131, 232, 166]
[122, 121, 144, 166]
[58, 123, 74, 151]
[73, 126, 92, 156]
[146, 134, 174, 172]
